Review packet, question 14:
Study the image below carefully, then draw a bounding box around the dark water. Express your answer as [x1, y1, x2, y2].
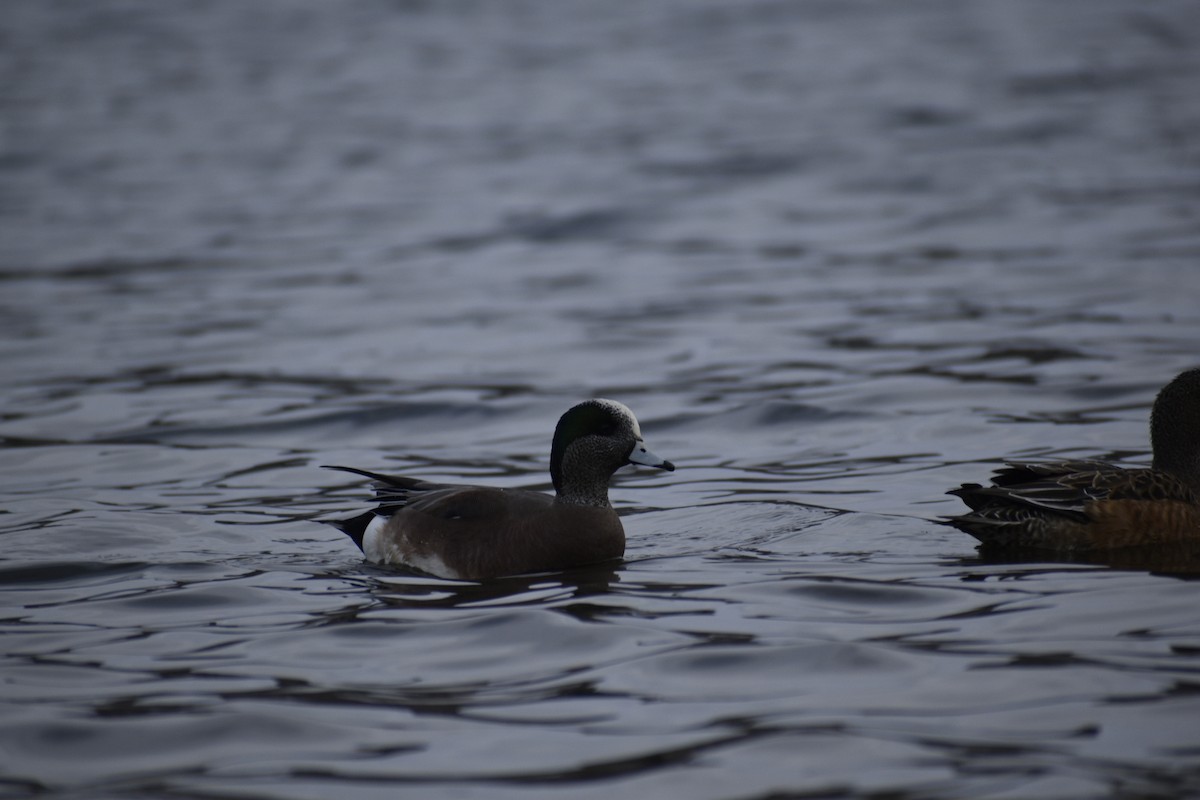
[3, 2, 1200, 798]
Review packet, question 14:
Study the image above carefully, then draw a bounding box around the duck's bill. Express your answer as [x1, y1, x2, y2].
[628, 441, 676, 471]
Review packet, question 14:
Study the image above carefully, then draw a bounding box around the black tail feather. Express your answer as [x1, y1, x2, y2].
[322, 511, 375, 552]
[322, 465, 409, 485]
[323, 464, 442, 510]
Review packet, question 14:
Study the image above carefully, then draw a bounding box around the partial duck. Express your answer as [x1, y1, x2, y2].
[946, 368, 1200, 552]
[325, 399, 675, 579]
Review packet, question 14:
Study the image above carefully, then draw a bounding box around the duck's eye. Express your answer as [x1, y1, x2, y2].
[597, 422, 617, 437]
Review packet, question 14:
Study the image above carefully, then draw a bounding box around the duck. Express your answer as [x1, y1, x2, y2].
[945, 368, 1200, 552]
[324, 399, 675, 580]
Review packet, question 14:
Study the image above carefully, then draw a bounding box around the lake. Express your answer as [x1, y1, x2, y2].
[2, 1, 1199, 798]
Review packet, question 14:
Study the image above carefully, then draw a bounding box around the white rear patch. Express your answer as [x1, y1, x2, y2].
[362, 514, 460, 580]
[405, 551, 456, 580]
[362, 515, 392, 562]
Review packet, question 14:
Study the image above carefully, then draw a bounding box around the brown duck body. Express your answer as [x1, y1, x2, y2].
[947, 368, 1200, 553]
[349, 473, 626, 580]
[947, 460, 1200, 552]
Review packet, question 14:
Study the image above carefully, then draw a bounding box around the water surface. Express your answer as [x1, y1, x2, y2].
[3, 2, 1200, 798]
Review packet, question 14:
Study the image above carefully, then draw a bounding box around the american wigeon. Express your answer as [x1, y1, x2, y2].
[325, 399, 675, 580]
[946, 368, 1200, 552]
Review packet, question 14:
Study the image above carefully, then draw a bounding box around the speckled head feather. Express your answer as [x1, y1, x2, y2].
[550, 399, 644, 498]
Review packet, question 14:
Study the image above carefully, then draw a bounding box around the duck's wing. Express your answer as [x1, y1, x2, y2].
[988, 459, 1122, 487]
[322, 465, 455, 512]
[322, 465, 464, 550]
[949, 463, 1197, 520]
[950, 463, 1117, 520]
[401, 484, 553, 520]
[322, 465, 558, 552]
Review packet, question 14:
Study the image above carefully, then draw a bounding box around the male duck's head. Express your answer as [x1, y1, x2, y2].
[550, 399, 675, 506]
[1151, 367, 1200, 490]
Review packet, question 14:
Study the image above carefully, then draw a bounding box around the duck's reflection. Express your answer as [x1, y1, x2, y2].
[361, 561, 622, 609]
[968, 543, 1200, 578]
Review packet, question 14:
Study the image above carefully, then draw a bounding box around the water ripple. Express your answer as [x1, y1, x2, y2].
[3, 1, 1200, 798]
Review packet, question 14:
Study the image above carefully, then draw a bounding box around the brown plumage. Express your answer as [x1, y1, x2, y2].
[324, 399, 675, 580]
[946, 368, 1200, 552]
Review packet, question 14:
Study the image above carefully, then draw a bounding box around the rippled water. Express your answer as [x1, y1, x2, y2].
[3, 2, 1200, 798]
